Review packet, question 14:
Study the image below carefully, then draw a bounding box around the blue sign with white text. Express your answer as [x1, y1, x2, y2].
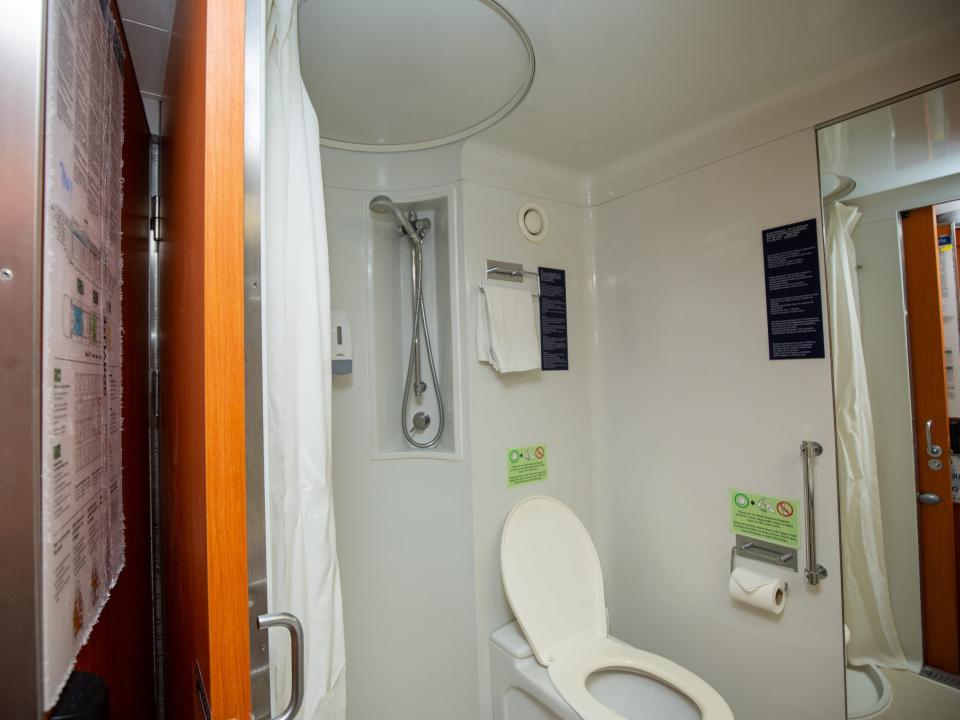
[762, 219, 824, 360]
[538, 267, 569, 370]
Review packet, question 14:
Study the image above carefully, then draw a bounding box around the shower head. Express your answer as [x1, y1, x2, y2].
[369, 195, 418, 238]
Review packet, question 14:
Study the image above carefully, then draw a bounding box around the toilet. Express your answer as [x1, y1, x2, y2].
[843, 624, 892, 719]
[494, 496, 734, 720]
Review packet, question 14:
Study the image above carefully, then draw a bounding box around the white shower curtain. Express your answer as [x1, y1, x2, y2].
[826, 202, 914, 671]
[265, 0, 346, 717]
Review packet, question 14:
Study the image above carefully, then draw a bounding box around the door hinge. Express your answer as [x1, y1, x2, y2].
[152, 369, 160, 426]
[194, 660, 212, 720]
[150, 194, 161, 250]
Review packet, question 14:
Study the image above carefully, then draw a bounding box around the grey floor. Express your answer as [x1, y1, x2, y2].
[870, 668, 960, 720]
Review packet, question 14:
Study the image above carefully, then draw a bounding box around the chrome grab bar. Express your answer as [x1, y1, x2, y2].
[741, 541, 795, 564]
[258, 612, 305, 720]
[801, 441, 828, 585]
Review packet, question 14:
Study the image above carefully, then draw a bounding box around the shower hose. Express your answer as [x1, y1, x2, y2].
[401, 241, 445, 448]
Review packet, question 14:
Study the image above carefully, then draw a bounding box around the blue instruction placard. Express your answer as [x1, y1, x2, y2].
[762, 219, 824, 360]
[538, 267, 568, 370]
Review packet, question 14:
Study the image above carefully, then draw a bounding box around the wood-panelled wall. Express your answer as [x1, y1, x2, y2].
[73, 2, 155, 715]
[160, 0, 250, 717]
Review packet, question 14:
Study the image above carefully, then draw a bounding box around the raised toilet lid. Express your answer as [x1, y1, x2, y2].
[501, 496, 607, 665]
[501, 497, 736, 720]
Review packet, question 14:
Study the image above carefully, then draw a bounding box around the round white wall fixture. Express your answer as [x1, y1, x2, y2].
[518, 202, 548, 243]
[298, 0, 535, 152]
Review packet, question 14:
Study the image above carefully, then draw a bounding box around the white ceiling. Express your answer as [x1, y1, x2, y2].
[299, 0, 535, 150]
[820, 81, 960, 200]
[118, 0, 960, 169]
[466, 0, 960, 172]
[117, 0, 178, 134]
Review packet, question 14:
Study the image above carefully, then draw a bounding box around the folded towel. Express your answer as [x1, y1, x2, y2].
[477, 283, 540, 373]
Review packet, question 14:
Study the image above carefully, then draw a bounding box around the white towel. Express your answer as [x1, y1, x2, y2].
[477, 283, 541, 373]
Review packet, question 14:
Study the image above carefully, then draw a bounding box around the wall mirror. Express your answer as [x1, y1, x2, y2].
[817, 78, 960, 719]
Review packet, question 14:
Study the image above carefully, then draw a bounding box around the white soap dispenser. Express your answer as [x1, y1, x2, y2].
[331, 309, 352, 375]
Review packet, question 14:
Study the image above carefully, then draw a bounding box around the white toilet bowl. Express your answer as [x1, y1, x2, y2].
[496, 496, 734, 720]
[492, 621, 706, 720]
[843, 624, 892, 719]
[845, 664, 892, 719]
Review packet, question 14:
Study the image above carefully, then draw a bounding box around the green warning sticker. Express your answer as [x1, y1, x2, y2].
[507, 445, 547, 486]
[730, 489, 800, 548]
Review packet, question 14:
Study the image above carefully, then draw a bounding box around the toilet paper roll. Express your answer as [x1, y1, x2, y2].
[729, 567, 787, 614]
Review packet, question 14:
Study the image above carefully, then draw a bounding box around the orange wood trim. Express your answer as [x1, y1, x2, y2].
[955, 503, 960, 657]
[902, 206, 959, 674]
[202, 0, 250, 717]
[955, 225, 960, 658]
[161, 0, 250, 717]
[160, 0, 212, 710]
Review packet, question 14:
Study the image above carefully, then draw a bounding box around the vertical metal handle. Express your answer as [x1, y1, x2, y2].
[801, 441, 828, 586]
[258, 612, 305, 720]
[924, 419, 943, 457]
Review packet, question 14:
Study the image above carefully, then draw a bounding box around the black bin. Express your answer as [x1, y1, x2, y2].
[50, 671, 108, 720]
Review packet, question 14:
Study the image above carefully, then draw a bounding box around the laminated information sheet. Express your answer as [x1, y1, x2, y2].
[507, 445, 548, 486]
[41, 0, 125, 708]
[730, 490, 800, 549]
[938, 230, 960, 416]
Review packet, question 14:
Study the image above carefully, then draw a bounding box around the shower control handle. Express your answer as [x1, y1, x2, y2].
[924, 419, 943, 458]
[411, 412, 431, 431]
[258, 612, 304, 720]
[917, 492, 942, 505]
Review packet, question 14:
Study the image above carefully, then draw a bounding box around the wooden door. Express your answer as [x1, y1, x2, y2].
[160, 0, 250, 717]
[901, 205, 959, 673]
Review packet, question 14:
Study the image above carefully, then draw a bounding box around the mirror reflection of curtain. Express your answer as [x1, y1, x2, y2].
[826, 202, 915, 671]
[819, 123, 849, 178]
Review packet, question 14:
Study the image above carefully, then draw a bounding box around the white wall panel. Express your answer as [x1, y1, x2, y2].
[594, 130, 846, 720]
[461, 180, 598, 720]
[325, 180, 480, 720]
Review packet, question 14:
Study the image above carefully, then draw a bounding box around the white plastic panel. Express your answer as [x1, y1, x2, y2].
[501, 497, 606, 665]
[298, 0, 533, 151]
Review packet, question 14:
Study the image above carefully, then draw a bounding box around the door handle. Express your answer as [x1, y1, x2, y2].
[917, 492, 942, 505]
[924, 419, 943, 458]
[258, 612, 305, 720]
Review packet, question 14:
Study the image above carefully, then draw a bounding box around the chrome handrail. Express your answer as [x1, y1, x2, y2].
[801, 441, 828, 585]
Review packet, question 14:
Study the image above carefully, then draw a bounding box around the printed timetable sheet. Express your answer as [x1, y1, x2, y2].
[41, 0, 125, 708]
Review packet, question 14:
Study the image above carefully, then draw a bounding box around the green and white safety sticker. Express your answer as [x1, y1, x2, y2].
[730, 489, 800, 548]
[507, 445, 548, 486]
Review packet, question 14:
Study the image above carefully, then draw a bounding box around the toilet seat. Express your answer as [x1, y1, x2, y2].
[501, 496, 734, 720]
[549, 636, 729, 720]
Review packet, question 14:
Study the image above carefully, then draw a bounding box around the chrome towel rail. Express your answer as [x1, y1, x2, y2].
[485, 259, 541, 297]
[801, 440, 828, 586]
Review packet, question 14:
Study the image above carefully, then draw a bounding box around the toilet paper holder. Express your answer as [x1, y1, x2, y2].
[730, 534, 797, 581]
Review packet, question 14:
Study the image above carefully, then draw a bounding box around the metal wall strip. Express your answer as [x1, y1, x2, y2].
[147, 134, 165, 720]
[0, 0, 47, 716]
[244, 0, 271, 717]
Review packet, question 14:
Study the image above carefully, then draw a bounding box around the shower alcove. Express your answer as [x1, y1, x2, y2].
[364, 188, 462, 458]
